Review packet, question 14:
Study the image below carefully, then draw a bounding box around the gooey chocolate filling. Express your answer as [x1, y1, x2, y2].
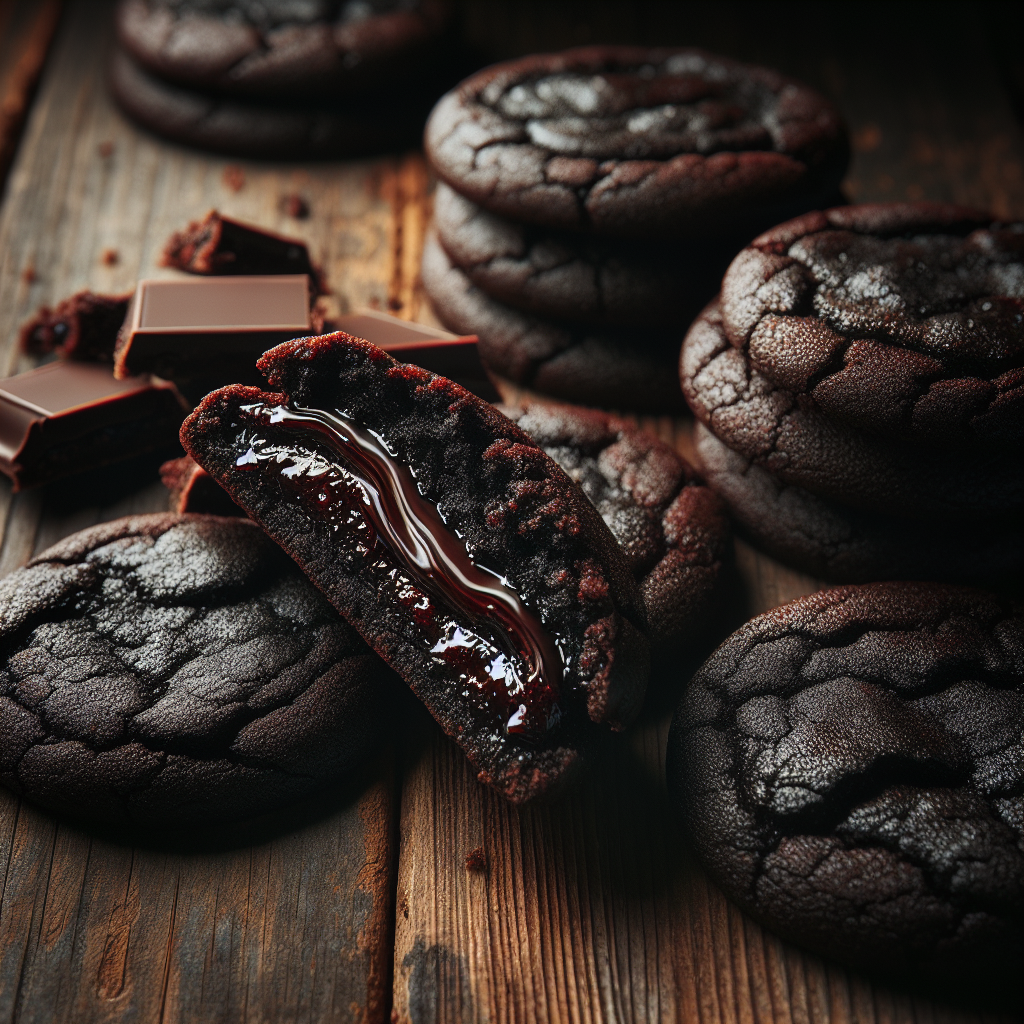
[233, 402, 565, 745]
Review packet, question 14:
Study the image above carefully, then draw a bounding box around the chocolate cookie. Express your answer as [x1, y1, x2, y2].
[110, 48, 423, 158]
[719, 203, 1024, 451]
[425, 46, 848, 241]
[181, 333, 650, 803]
[695, 423, 1023, 584]
[501, 403, 729, 648]
[433, 183, 725, 331]
[117, 0, 452, 100]
[680, 299, 1021, 518]
[668, 582, 1024, 992]
[423, 233, 687, 413]
[19, 290, 132, 363]
[0, 514, 392, 825]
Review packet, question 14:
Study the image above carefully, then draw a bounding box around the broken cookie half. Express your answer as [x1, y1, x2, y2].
[181, 333, 650, 802]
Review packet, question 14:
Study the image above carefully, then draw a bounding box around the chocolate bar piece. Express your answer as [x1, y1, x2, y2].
[161, 455, 242, 516]
[332, 310, 499, 401]
[114, 275, 312, 381]
[162, 210, 326, 294]
[0, 361, 185, 490]
[20, 290, 133, 362]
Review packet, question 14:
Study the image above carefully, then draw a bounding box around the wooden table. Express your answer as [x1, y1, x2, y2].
[0, 3, 1020, 1021]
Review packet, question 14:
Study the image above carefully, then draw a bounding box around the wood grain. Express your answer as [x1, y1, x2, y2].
[0, 1, 1019, 1022]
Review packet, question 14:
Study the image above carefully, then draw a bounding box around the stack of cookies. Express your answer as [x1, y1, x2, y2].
[681, 202, 1024, 583]
[110, 0, 453, 157]
[422, 46, 849, 413]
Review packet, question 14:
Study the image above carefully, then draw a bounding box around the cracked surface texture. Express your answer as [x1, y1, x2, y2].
[182, 334, 650, 803]
[694, 423, 1022, 585]
[719, 203, 1024, 451]
[668, 582, 1024, 990]
[680, 298, 1021, 517]
[502, 403, 729, 647]
[0, 514, 391, 825]
[423, 232, 687, 413]
[425, 46, 848, 240]
[117, 0, 451, 99]
[110, 48, 424, 158]
[433, 182, 725, 331]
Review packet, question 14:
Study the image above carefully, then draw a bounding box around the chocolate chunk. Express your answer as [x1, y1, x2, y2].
[116, 0, 453, 100]
[328, 309, 499, 401]
[181, 333, 650, 803]
[161, 455, 241, 517]
[19, 290, 133, 362]
[162, 210, 326, 294]
[425, 46, 848, 241]
[680, 298, 1021, 518]
[718, 203, 1024, 452]
[423, 232, 687, 413]
[694, 423, 1023, 585]
[0, 361, 185, 490]
[500, 403, 729, 650]
[114, 274, 312, 381]
[668, 582, 1024, 994]
[0, 513, 393, 825]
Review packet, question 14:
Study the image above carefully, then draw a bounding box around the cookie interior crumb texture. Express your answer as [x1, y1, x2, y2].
[182, 333, 651, 803]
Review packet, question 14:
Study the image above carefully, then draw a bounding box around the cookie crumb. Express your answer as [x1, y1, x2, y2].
[101, 248, 118, 266]
[281, 194, 309, 219]
[21, 263, 36, 284]
[98, 140, 114, 158]
[222, 165, 245, 192]
[464, 847, 486, 872]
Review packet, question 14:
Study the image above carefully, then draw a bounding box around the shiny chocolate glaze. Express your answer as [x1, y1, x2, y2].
[233, 401, 564, 744]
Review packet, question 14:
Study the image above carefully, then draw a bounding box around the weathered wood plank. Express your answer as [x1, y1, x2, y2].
[0, 2, 404, 1021]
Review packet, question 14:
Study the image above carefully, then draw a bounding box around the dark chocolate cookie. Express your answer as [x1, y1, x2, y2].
[19, 290, 132, 363]
[668, 582, 1024, 992]
[695, 423, 1023, 584]
[501, 403, 729, 648]
[117, 0, 452, 100]
[433, 183, 725, 331]
[0, 513, 392, 825]
[423, 233, 687, 413]
[680, 299, 1021, 518]
[719, 203, 1024, 451]
[181, 333, 650, 803]
[425, 46, 848, 241]
[110, 48, 423, 158]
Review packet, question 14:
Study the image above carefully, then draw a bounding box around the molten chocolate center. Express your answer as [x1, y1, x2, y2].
[233, 402, 564, 743]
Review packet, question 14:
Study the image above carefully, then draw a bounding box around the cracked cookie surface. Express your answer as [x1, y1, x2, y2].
[117, 0, 452, 99]
[501, 403, 729, 649]
[423, 232, 687, 413]
[719, 203, 1024, 452]
[694, 423, 1022, 584]
[0, 513, 392, 825]
[433, 183, 725, 331]
[668, 582, 1024, 991]
[680, 298, 1021, 517]
[425, 46, 848, 240]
